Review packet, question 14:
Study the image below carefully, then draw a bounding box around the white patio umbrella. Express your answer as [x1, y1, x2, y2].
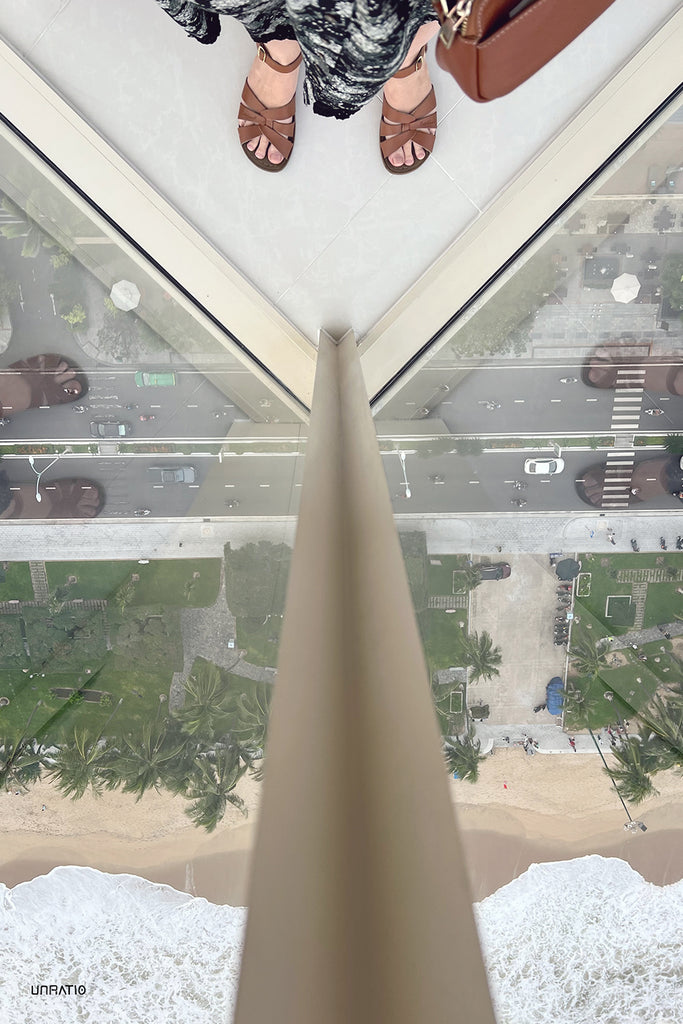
[110, 279, 141, 311]
[610, 273, 640, 303]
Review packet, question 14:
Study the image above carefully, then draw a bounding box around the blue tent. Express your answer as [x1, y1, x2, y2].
[546, 677, 564, 715]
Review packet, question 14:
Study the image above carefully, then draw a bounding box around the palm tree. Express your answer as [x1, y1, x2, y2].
[568, 637, 608, 680]
[46, 727, 119, 799]
[638, 695, 683, 769]
[664, 434, 683, 457]
[114, 719, 189, 801]
[0, 701, 48, 791]
[0, 734, 46, 791]
[183, 746, 248, 831]
[230, 685, 272, 751]
[443, 724, 486, 783]
[463, 564, 482, 593]
[605, 738, 659, 805]
[173, 662, 230, 741]
[461, 631, 502, 683]
[562, 684, 600, 728]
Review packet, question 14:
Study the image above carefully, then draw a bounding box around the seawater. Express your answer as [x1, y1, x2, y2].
[1, 856, 681, 1024]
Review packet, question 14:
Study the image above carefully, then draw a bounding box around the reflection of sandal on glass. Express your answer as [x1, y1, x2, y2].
[238, 44, 303, 172]
[581, 350, 683, 394]
[1, 353, 88, 415]
[380, 46, 437, 176]
[0, 471, 105, 519]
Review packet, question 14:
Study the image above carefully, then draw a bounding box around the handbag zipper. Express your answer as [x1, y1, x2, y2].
[437, 0, 473, 48]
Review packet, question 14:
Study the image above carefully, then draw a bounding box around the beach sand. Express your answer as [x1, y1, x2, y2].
[2, 750, 682, 905]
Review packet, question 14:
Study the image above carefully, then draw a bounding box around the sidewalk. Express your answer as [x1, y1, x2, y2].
[1, 512, 682, 562]
[400, 512, 683, 556]
[474, 721, 620, 755]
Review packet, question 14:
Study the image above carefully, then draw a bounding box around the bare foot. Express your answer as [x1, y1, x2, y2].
[239, 40, 301, 167]
[382, 23, 439, 169]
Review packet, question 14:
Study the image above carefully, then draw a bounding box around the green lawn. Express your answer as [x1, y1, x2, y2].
[46, 559, 221, 607]
[235, 617, 282, 668]
[417, 609, 469, 673]
[0, 563, 34, 601]
[575, 552, 683, 635]
[426, 554, 470, 596]
[565, 620, 677, 730]
[225, 542, 291, 621]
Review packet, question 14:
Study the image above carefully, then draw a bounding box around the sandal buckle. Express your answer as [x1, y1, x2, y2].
[257, 45, 267, 63]
[415, 53, 424, 71]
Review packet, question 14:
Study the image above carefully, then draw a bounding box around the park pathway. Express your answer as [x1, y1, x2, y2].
[169, 562, 276, 709]
[29, 561, 49, 603]
[597, 620, 683, 651]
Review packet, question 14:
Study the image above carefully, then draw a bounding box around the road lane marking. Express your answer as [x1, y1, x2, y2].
[259, 483, 270, 487]
[514, 399, 525, 403]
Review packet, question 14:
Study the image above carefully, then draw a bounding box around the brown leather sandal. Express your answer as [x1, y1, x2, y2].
[380, 46, 437, 176]
[238, 43, 303, 172]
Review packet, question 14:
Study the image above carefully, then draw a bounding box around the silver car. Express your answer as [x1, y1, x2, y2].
[147, 465, 197, 484]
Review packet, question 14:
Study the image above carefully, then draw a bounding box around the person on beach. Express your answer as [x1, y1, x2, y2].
[153, 0, 439, 174]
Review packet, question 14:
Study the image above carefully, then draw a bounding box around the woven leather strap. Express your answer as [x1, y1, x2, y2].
[379, 87, 437, 159]
[238, 81, 296, 159]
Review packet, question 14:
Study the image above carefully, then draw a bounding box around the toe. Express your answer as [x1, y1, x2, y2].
[389, 148, 404, 168]
[403, 143, 414, 167]
[254, 135, 270, 160]
[267, 147, 284, 165]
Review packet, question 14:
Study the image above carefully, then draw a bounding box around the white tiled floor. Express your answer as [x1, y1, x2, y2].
[0, 0, 679, 343]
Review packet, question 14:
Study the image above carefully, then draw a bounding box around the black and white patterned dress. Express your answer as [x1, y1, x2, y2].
[155, 0, 436, 119]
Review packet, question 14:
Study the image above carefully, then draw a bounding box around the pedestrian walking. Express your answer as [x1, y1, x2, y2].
[568, 736, 577, 751]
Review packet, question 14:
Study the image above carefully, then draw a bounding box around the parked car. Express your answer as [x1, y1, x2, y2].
[524, 458, 565, 475]
[147, 465, 197, 484]
[227, 638, 236, 649]
[476, 562, 511, 580]
[134, 371, 177, 387]
[90, 420, 132, 437]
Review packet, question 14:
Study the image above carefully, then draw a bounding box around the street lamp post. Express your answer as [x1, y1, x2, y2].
[588, 727, 647, 832]
[27, 455, 60, 503]
[397, 450, 411, 499]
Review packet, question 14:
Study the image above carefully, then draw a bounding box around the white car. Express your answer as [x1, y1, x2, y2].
[524, 458, 565, 475]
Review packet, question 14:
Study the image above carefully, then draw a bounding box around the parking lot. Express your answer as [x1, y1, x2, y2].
[467, 554, 568, 726]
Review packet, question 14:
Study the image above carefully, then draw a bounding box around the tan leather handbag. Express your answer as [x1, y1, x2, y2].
[432, 0, 617, 102]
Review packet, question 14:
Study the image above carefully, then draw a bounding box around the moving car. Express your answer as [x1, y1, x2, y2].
[524, 458, 565, 475]
[147, 465, 197, 484]
[476, 563, 511, 580]
[134, 371, 177, 387]
[90, 420, 132, 437]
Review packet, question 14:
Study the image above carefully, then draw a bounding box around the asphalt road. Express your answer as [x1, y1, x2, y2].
[0, 367, 250, 442]
[432, 364, 683, 436]
[4, 449, 680, 518]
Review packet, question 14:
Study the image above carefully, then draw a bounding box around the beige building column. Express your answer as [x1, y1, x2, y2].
[234, 330, 496, 1024]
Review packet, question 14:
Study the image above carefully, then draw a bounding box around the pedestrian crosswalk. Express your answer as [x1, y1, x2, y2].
[609, 366, 646, 431]
[600, 365, 647, 507]
[600, 447, 636, 508]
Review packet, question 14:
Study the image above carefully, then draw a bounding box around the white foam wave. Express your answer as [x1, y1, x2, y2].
[1, 857, 681, 1024]
[475, 855, 683, 1024]
[0, 866, 246, 1024]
